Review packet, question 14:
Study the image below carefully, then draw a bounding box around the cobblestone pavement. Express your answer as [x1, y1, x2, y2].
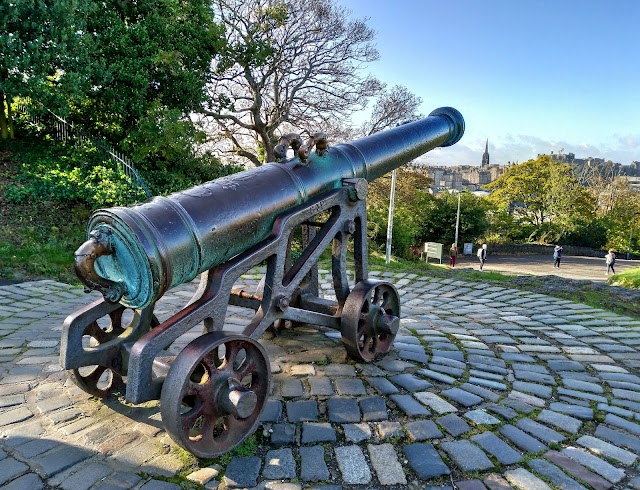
[1, 271, 640, 489]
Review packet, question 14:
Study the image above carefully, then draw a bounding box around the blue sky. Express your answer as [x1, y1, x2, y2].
[346, 0, 640, 166]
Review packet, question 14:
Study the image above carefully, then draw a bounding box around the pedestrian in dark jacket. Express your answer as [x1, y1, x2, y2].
[553, 245, 563, 268]
[477, 244, 487, 271]
[605, 250, 616, 275]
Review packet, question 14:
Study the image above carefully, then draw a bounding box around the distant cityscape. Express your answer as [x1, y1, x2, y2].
[411, 141, 640, 194]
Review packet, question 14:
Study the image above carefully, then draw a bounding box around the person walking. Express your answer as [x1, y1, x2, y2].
[449, 243, 458, 267]
[553, 245, 563, 268]
[605, 249, 616, 275]
[477, 244, 487, 271]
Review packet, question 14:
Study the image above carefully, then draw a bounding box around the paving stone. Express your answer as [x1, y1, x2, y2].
[263, 448, 296, 480]
[437, 413, 471, 436]
[365, 376, 399, 395]
[544, 451, 613, 490]
[603, 413, 640, 434]
[471, 431, 522, 465]
[343, 423, 372, 443]
[261, 400, 284, 422]
[403, 443, 450, 479]
[389, 373, 432, 392]
[548, 402, 593, 420]
[270, 423, 296, 445]
[334, 445, 371, 484]
[36, 445, 93, 477]
[441, 440, 494, 472]
[299, 446, 329, 482]
[536, 409, 582, 434]
[375, 421, 404, 439]
[441, 388, 483, 407]
[416, 368, 456, 384]
[327, 398, 360, 423]
[359, 396, 387, 421]
[309, 377, 334, 396]
[485, 404, 518, 420]
[186, 466, 221, 486]
[594, 424, 640, 453]
[504, 468, 552, 490]
[561, 446, 625, 483]
[414, 391, 457, 413]
[223, 456, 261, 488]
[389, 394, 430, 417]
[483, 474, 512, 490]
[0, 407, 33, 427]
[334, 377, 367, 396]
[459, 382, 502, 401]
[367, 443, 407, 485]
[286, 400, 318, 422]
[464, 409, 501, 426]
[404, 420, 444, 440]
[138, 480, 182, 490]
[516, 418, 566, 444]
[281, 379, 304, 397]
[3, 472, 45, 490]
[498, 424, 548, 453]
[301, 422, 336, 443]
[527, 458, 587, 490]
[0, 458, 29, 486]
[576, 435, 636, 465]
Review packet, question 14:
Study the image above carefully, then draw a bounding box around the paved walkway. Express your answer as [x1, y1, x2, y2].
[1, 272, 640, 489]
[443, 254, 640, 283]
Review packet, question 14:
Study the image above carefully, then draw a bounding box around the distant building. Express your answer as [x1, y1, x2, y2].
[481, 139, 490, 167]
[418, 139, 510, 193]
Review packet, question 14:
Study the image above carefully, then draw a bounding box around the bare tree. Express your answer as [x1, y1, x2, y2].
[360, 85, 422, 136]
[200, 0, 382, 166]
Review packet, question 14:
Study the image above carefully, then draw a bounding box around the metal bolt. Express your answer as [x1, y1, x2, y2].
[276, 295, 290, 311]
[344, 220, 356, 235]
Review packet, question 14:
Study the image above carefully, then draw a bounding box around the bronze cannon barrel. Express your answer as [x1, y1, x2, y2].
[76, 107, 464, 308]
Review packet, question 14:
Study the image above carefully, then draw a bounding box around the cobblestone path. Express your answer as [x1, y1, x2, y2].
[1, 271, 640, 489]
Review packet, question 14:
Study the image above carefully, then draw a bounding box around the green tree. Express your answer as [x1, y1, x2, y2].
[419, 192, 489, 248]
[484, 155, 595, 242]
[0, 0, 91, 139]
[367, 168, 433, 258]
[70, 0, 223, 172]
[202, 0, 381, 166]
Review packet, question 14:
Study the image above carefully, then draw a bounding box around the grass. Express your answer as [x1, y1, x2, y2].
[610, 266, 640, 288]
[0, 200, 89, 284]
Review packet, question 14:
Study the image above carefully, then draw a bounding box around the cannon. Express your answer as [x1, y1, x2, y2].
[60, 107, 464, 457]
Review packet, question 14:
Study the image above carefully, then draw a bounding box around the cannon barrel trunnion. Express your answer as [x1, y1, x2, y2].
[61, 107, 464, 457]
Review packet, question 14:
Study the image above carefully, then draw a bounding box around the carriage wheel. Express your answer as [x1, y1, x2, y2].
[160, 332, 270, 458]
[340, 280, 400, 362]
[69, 308, 159, 397]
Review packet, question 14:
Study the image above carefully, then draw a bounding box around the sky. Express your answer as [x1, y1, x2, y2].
[345, 0, 640, 166]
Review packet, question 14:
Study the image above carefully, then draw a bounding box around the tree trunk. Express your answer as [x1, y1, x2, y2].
[6, 95, 14, 139]
[0, 93, 8, 140]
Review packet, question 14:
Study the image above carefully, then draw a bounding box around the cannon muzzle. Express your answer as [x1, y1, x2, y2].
[76, 107, 464, 308]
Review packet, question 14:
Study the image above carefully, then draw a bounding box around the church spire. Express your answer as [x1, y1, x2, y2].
[481, 139, 490, 167]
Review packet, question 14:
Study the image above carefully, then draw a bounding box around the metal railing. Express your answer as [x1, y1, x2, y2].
[16, 101, 152, 198]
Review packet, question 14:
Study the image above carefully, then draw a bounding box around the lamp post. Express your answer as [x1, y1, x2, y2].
[385, 169, 397, 264]
[627, 212, 640, 260]
[454, 190, 461, 246]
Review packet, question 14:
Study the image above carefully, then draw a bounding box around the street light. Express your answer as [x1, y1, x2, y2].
[627, 212, 640, 260]
[454, 190, 461, 246]
[385, 169, 397, 264]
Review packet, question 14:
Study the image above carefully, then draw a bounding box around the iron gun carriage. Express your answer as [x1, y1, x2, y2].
[60, 107, 464, 457]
